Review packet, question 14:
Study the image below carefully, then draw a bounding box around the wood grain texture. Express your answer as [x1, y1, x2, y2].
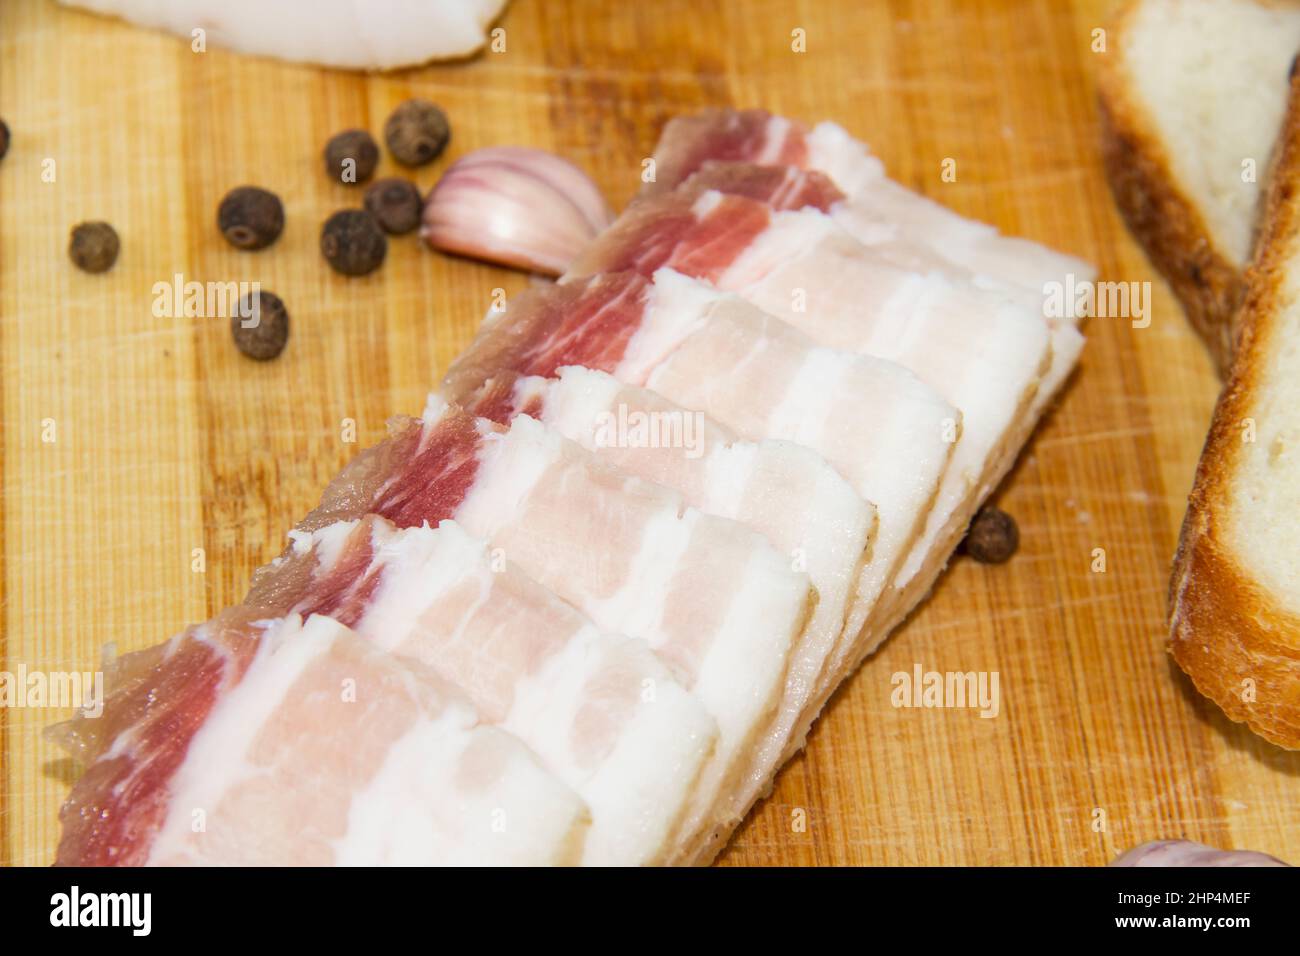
[2, 0, 1296, 867]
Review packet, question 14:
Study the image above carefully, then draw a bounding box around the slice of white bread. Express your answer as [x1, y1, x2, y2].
[1169, 65, 1300, 750]
[1098, 0, 1300, 374]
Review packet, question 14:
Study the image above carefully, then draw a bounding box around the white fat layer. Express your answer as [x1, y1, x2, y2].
[720, 209, 842, 289]
[145, 615, 352, 866]
[631, 277, 950, 672]
[802, 122, 1088, 443]
[286, 529, 313, 554]
[455, 415, 559, 538]
[696, 442, 753, 521]
[762, 348, 938, 610]
[354, 521, 487, 653]
[540, 367, 627, 447]
[702, 437, 870, 763]
[733, 447, 872, 804]
[265, 608, 585, 867]
[303, 518, 362, 568]
[350, 515, 713, 865]
[762, 346, 849, 449]
[418, 390, 811, 859]
[860, 272, 943, 355]
[473, 414, 699, 651]
[805, 121, 887, 195]
[149, 608, 582, 865]
[598, 507, 695, 642]
[551, 490, 805, 849]
[757, 115, 799, 164]
[336, 715, 582, 866]
[805, 121, 1096, 302]
[689, 188, 726, 218]
[882, 293, 1051, 586]
[1036, 323, 1085, 416]
[543, 365, 867, 664]
[448, 409, 802, 845]
[60, 0, 510, 71]
[539, 363, 873, 825]
[836, 360, 956, 650]
[638, 287, 948, 698]
[505, 629, 715, 865]
[617, 269, 724, 381]
[509, 374, 550, 411]
[674, 539, 808, 840]
[720, 213, 1051, 603]
[422, 391, 451, 423]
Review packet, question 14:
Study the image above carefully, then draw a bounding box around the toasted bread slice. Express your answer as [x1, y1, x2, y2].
[1169, 65, 1300, 750]
[1098, 0, 1300, 374]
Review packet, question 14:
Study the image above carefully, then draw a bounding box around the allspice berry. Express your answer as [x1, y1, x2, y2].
[321, 209, 387, 276]
[217, 186, 285, 250]
[324, 129, 380, 185]
[0, 120, 10, 162]
[963, 506, 1019, 564]
[232, 289, 289, 360]
[364, 177, 423, 235]
[68, 221, 120, 273]
[383, 99, 450, 167]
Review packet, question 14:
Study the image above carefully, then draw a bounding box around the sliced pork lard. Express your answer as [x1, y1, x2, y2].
[50, 611, 588, 866]
[456, 363, 876, 845]
[249, 514, 717, 866]
[716, 214, 1053, 634]
[566, 188, 1053, 652]
[676, 159, 1087, 423]
[642, 108, 1094, 312]
[642, 108, 1091, 432]
[441, 270, 956, 682]
[291, 399, 812, 859]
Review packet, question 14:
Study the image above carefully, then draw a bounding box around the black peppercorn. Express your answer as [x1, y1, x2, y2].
[320, 210, 387, 276]
[217, 186, 285, 250]
[364, 177, 423, 235]
[0, 120, 9, 162]
[324, 129, 380, 185]
[231, 289, 289, 360]
[383, 99, 450, 167]
[68, 221, 120, 273]
[962, 506, 1019, 564]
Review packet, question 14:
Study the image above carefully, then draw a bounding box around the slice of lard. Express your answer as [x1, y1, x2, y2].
[457, 363, 877, 854]
[676, 158, 1087, 423]
[249, 514, 718, 866]
[568, 185, 1051, 660]
[60, 0, 509, 70]
[52, 611, 588, 866]
[293, 398, 812, 862]
[641, 107, 1094, 315]
[442, 269, 955, 698]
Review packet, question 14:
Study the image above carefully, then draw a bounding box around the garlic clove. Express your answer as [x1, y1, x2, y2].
[421, 147, 613, 276]
[1111, 840, 1290, 867]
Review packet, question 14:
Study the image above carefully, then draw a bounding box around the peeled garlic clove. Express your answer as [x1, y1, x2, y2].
[421, 146, 613, 276]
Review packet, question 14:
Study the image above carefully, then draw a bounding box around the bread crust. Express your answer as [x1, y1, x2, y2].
[1096, 0, 1242, 375]
[1169, 67, 1300, 750]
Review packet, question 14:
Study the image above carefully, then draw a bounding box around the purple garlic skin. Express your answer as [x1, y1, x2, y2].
[1111, 840, 1290, 867]
[421, 146, 613, 276]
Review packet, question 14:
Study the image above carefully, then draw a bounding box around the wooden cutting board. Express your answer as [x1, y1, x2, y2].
[3, 0, 1296, 867]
